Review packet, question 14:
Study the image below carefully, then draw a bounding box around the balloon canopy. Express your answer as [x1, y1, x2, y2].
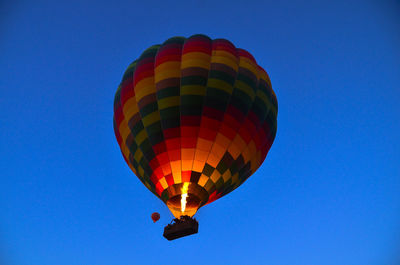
[113, 34, 278, 218]
[151, 212, 160, 223]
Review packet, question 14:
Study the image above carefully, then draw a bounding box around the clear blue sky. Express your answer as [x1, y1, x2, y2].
[1, 1, 399, 264]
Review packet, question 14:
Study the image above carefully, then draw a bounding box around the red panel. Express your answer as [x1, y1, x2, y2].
[182, 35, 212, 55]
[153, 167, 164, 180]
[133, 58, 155, 86]
[156, 152, 170, 166]
[237, 48, 257, 64]
[149, 157, 160, 170]
[150, 173, 158, 184]
[238, 119, 254, 144]
[202, 106, 224, 121]
[181, 137, 197, 148]
[247, 111, 262, 129]
[222, 113, 240, 131]
[163, 127, 180, 139]
[155, 54, 181, 66]
[168, 149, 181, 161]
[120, 77, 134, 106]
[261, 140, 273, 164]
[198, 126, 218, 141]
[225, 105, 245, 125]
[161, 163, 172, 176]
[181, 115, 201, 126]
[165, 138, 180, 150]
[206, 190, 221, 205]
[212, 39, 237, 55]
[181, 171, 191, 182]
[219, 123, 236, 141]
[165, 173, 174, 186]
[153, 142, 167, 154]
[261, 120, 272, 144]
[201, 116, 220, 129]
[154, 43, 183, 67]
[114, 106, 124, 127]
[155, 182, 164, 196]
[252, 131, 262, 150]
[180, 126, 198, 137]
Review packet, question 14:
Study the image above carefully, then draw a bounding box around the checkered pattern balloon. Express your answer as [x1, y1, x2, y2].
[113, 35, 278, 218]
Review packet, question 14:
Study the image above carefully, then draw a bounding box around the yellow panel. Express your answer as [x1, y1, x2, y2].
[135, 78, 155, 101]
[155, 61, 181, 73]
[133, 149, 143, 162]
[198, 174, 209, 187]
[241, 145, 250, 163]
[118, 123, 131, 141]
[222, 170, 232, 182]
[248, 140, 257, 158]
[138, 166, 144, 176]
[157, 96, 180, 109]
[182, 52, 211, 62]
[236, 80, 256, 99]
[211, 56, 238, 71]
[170, 160, 182, 184]
[196, 138, 213, 152]
[159, 177, 168, 189]
[121, 147, 130, 165]
[215, 133, 231, 149]
[256, 88, 270, 107]
[212, 50, 238, 65]
[181, 148, 195, 160]
[154, 69, 181, 83]
[207, 154, 220, 168]
[118, 120, 132, 160]
[122, 98, 139, 119]
[181, 59, 210, 69]
[207, 79, 234, 95]
[210, 171, 221, 183]
[181, 160, 193, 171]
[194, 149, 209, 163]
[181, 52, 211, 69]
[135, 130, 147, 145]
[181, 85, 207, 95]
[248, 141, 257, 172]
[142, 111, 160, 127]
[234, 133, 246, 148]
[239, 57, 259, 76]
[210, 143, 225, 160]
[259, 69, 271, 84]
[228, 142, 241, 159]
[192, 159, 205, 172]
[231, 172, 239, 186]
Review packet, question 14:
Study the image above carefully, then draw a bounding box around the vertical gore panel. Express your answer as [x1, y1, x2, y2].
[155, 37, 186, 186]
[180, 34, 212, 185]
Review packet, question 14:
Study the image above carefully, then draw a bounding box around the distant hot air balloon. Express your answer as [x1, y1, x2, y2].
[113, 34, 278, 238]
[151, 212, 160, 223]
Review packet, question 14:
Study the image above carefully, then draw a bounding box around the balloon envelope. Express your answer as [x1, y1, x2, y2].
[113, 34, 278, 218]
[151, 212, 160, 223]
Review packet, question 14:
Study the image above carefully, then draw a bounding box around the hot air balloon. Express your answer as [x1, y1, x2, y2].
[151, 212, 160, 223]
[113, 34, 278, 239]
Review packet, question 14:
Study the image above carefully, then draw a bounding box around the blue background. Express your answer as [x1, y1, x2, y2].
[1, 1, 399, 264]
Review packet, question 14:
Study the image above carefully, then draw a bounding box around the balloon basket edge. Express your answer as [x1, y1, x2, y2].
[163, 215, 199, 241]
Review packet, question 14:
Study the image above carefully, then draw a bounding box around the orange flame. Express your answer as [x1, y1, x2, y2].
[180, 182, 189, 213]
